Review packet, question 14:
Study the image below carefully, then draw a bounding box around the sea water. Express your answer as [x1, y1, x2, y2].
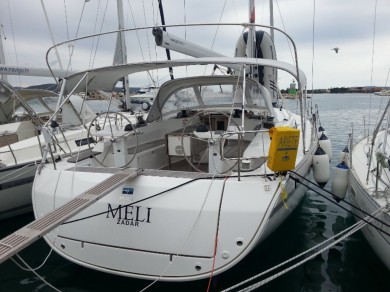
[0, 93, 389, 291]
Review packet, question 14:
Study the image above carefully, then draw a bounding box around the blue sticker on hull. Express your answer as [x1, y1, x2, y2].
[122, 187, 134, 194]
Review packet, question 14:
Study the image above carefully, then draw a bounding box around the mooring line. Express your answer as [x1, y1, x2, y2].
[222, 208, 381, 292]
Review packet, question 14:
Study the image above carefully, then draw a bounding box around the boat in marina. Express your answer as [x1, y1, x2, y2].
[0, 0, 154, 221]
[0, 79, 101, 220]
[346, 99, 390, 270]
[130, 86, 158, 104]
[0, 78, 151, 221]
[374, 89, 390, 96]
[29, 0, 329, 281]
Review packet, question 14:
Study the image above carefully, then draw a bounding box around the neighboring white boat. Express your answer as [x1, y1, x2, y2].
[0, 0, 152, 220]
[348, 99, 390, 270]
[130, 86, 158, 104]
[0, 78, 150, 220]
[374, 89, 390, 96]
[0, 79, 100, 220]
[31, 2, 325, 279]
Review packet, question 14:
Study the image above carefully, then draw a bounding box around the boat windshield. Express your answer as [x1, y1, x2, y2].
[161, 82, 268, 117]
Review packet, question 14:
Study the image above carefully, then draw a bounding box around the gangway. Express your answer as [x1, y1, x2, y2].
[0, 168, 141, 264]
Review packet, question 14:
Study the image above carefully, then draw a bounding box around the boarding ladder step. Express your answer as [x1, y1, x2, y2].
[0, 168, 141, 264]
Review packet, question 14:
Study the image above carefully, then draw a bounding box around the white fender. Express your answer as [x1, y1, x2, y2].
[319, 133, 332, 161]
[317, 125, 327, 138]
[339, 146, 349, 163]
[331, 161, 349, 200]
[313, 146, 330, 188]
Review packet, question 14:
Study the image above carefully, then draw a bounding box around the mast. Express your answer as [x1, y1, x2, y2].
[114, 0, 130, 108]
[0, 25, 7, 81]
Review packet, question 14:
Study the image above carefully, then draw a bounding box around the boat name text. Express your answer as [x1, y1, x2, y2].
[106, 204, 152, 227]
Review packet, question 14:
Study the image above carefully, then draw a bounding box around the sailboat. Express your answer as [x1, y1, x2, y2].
[31, 1, 324, 281]
[0, 79, 99, 220]
[0, 0, 152, 221]
[346, 99, 390, 270]
[0, 7, 85, 220]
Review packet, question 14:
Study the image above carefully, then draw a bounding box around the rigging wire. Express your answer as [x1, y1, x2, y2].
[274, 0, 294, 62]
[202, 0, 228, 77]
[367, 0, 378, 139]
[127, 1, 148, 62]
[90, 0, 110, 69]
[183, 0, 187, 40]
[231, 0, 239, 23]
[64, 0, 89, 74]
[88, 0, 102, 69]
[127, 0, 157, 86]
[151, 0, 160, 83]
[142, 1, 153, 63]
[210, 0, 228, 52]
[141, 0, 158, 86]
[63, 0, 70, 41]
[6, 0, 21, 86]
[385, 66, 390, 87]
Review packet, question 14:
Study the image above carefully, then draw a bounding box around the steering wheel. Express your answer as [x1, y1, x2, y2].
[87, 111, 138, 168]
[180, 110, 239, 174]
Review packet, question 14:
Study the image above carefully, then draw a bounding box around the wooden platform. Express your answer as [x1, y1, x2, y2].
[0, 168, 140, 264]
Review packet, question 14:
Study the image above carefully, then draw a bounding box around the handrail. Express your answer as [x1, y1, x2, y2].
[219, 128, 270, 180]
[1, 82, 45, 127]
[2, 133, 17, 165]
[45, 23, 302, 85]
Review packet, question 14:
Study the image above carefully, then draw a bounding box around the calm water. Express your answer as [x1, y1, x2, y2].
[1, 93, 390, 291]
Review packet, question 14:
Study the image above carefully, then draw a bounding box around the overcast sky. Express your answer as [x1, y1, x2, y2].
[0, 0, 389, 90]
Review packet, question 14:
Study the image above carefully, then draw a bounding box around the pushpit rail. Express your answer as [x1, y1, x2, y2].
[0, 168, 140, 264]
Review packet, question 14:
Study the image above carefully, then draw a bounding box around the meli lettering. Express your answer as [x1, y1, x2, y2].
[106, 204, 152, 227]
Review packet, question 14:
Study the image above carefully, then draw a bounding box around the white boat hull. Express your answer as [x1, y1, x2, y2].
[29, 30, 318, 279]
[349, 170, 390, 270]
[0, 163, 37, 220]
[349, 130, 390, 270]
[32, 145, 313, 281]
